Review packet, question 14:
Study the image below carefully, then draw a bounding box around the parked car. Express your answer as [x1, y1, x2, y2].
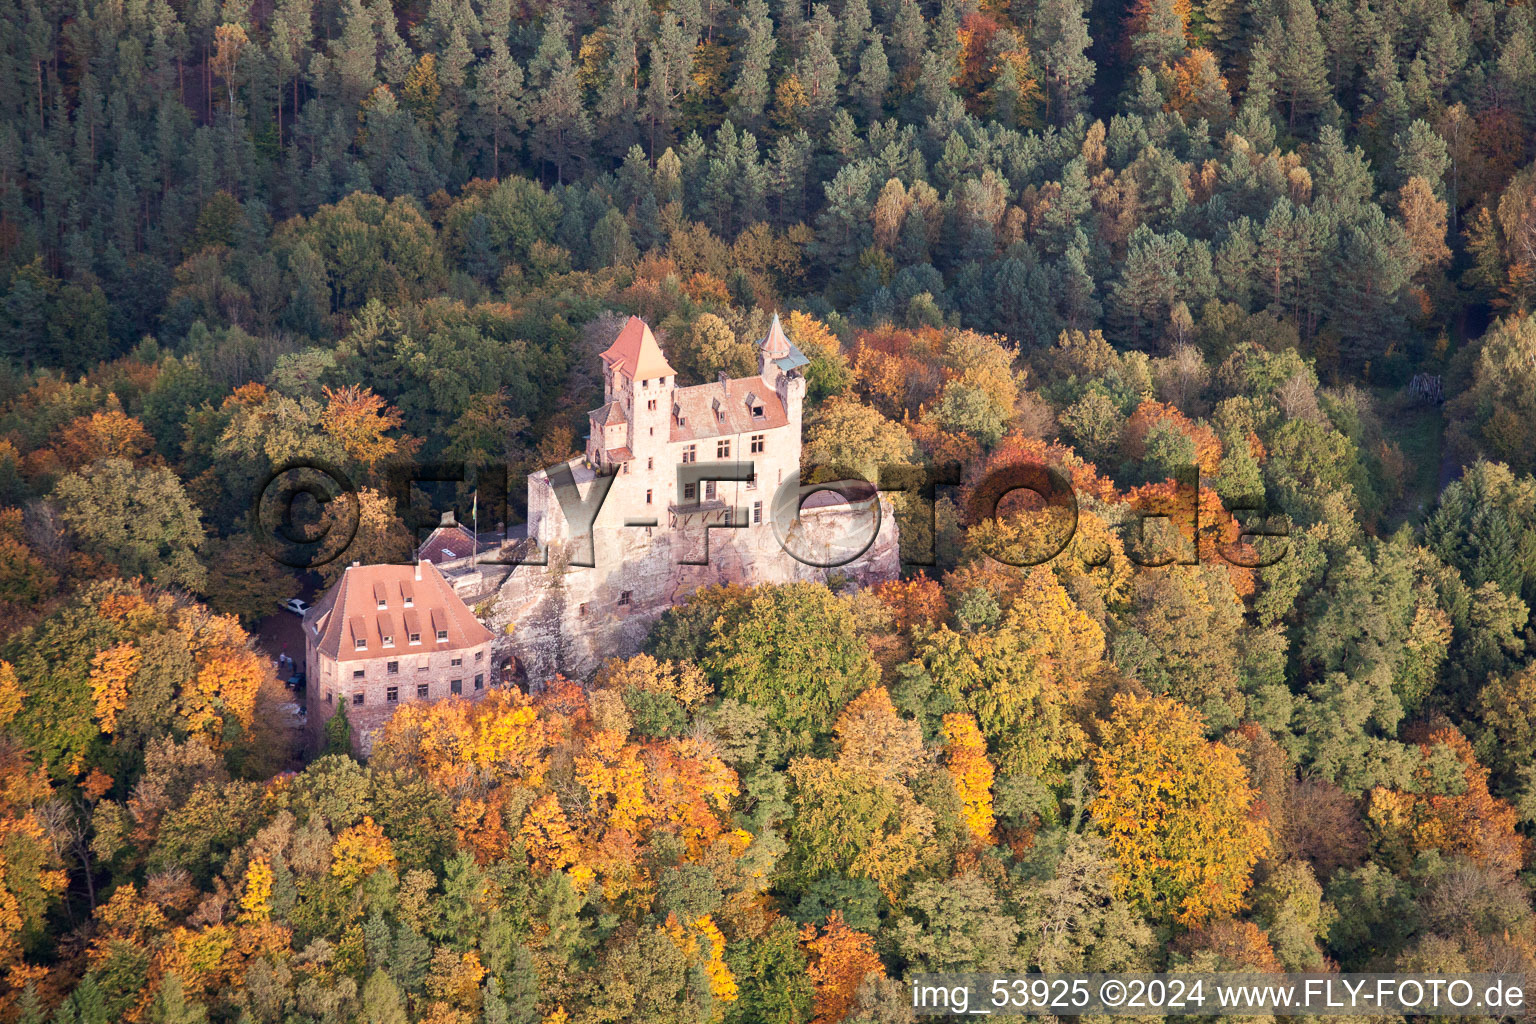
[280, 598, 309, 616]
[286, 670, 306, 690]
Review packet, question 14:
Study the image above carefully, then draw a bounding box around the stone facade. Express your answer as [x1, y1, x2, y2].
[484, 315, 900, 684]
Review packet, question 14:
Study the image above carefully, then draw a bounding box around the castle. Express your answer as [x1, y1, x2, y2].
[481, 314, 901, 682]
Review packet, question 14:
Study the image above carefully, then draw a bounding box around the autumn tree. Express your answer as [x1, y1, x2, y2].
[1091, 693, 1269, 925]
[800, 913, 884, 1024]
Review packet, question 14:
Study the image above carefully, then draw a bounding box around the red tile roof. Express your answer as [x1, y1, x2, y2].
[670, 377, 789, 443]
[600, 316, 676, 381]
[416, 524, 478, 564]
[306, 562, 492, 663]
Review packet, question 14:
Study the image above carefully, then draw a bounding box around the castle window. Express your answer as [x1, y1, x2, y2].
[646, 489, 653, 504]
[474, 674, 484, 690]
[682, 444, 696, 463]
[647, 457, 654, 470]
[684, 482, 697, 501]
[750, 434, 765, 453]
[387, 661, 399, 674]
[451, 679, 462, 694]
[717, 439, 731, 458]
[753, 501, 763, 524]
[409, 632, 420, 645]
[355, 637, 367, 651]
[326, 691, 333, 704]
[475, 651, 483, 661]
[724, 508, 733, 525]
[353, 669, 365, 679]
[353, 692, 364, 706]
[705, 481, 717, 500]
[647, 399, 657, 411]
[381, 634, 393, 647]
[377, 598, 387, 610]
[451, 656, 463, 667]
[387, 686, 398, 703]
[752, 404, 764, 418]
[437, 629, 448, 642]
[618, 591, 632, 607]
[747, 470, 757, 490]
[417, 683, 429, 698]
[716, 408, 726, 423]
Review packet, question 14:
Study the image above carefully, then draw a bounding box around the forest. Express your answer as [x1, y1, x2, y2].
[2, 0, 1536, 1017]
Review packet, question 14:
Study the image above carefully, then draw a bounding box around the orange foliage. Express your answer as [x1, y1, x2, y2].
[969, 435, 1118, 521]
[800, 912, 885, 1024]
[872, 577, 949, 636]
[1123, 480, 1256, 597]
[53, 409, 154, 470]
[1368, 728, 1527, 878]
[89, 643, 141, 734]
[186, 648, 265, 734]
[519, 794, 580, 874]
[1181, 918, 1283, 972]
[377, 688, 551, 795]
[1122, 400, 1222, 478]
[453, 793, 513, 863]
[321, 384, 406, 467]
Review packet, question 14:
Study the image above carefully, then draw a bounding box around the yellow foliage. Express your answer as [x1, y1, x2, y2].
[941, 713, 996, 845]
[1091, 694, 1269, 926]
[575, 729, 650, 834]
[833, 687, 925, 780]
[187, 648, 265, 734]
[0, 662, 24, 730]
[519, 794, 579, 873]
[330, 816, 396, 887]
[662, 913, 739, 1004]
[595, 653, 712, 706]
[237, 858, 273, 924]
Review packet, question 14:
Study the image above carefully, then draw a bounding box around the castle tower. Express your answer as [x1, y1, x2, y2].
[758, 312, 808, 442]
[593, 316, 676, 467]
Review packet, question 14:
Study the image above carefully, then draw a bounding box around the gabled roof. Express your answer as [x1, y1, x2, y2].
[600, 316, 676, 381]
[306, 562, 493, 663]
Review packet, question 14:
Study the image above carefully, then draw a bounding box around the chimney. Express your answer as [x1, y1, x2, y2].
[415, 560, 424, 581]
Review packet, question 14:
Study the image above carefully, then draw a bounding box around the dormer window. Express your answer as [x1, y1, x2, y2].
[355, 638, 367, 651]
[409, 632, 421, 645]
[382, 634, 394, 647]
[403, 595, 413, 607]
[752, 404, 764, 417]
[436, 629, 448, 642]
[377, 599, 387, 610]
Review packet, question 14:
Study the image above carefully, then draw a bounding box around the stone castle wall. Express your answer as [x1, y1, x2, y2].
[483, 495, 900, 684]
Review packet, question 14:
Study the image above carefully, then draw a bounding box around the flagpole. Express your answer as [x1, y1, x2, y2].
[472, 490, 479, 565]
